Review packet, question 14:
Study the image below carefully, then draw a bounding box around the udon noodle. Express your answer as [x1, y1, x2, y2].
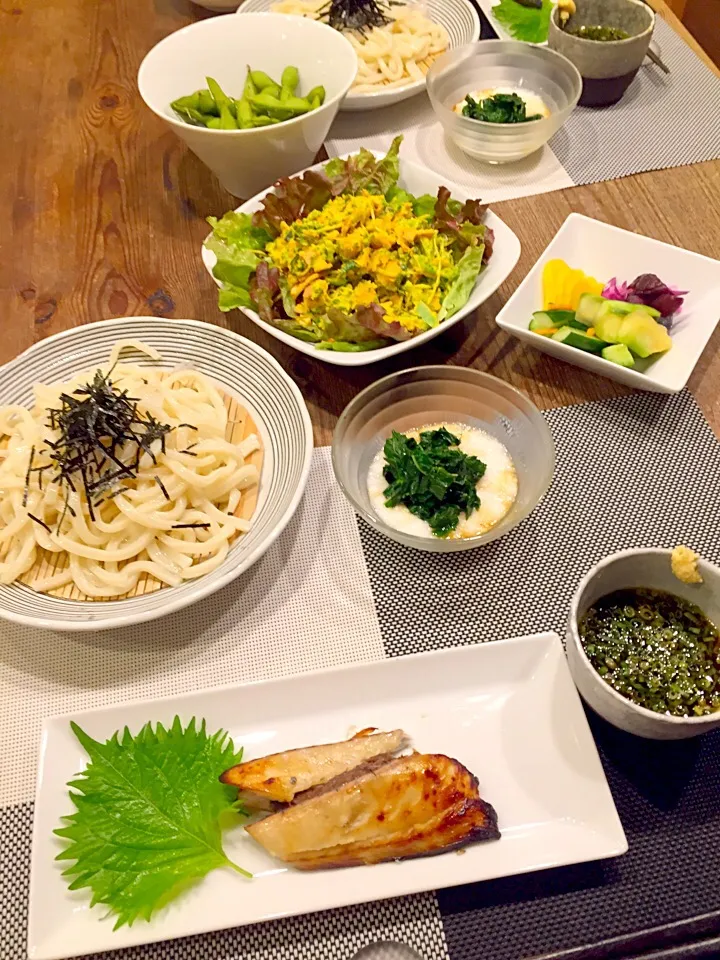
[0, 341, 261, 599]
[271, 0, 449, 92]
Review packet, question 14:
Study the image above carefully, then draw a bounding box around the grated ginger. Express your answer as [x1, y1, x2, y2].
[671, 545, 703, 584]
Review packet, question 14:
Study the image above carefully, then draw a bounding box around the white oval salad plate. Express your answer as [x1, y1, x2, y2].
[201, 140, 521, 366]
[0, 317, 313, 631]
[29, 632, 626, 959]
[235, 0, 481, 112]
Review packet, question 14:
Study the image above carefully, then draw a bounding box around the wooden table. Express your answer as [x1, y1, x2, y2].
[1, 0, 718, 446]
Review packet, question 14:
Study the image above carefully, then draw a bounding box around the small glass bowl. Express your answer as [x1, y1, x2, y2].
[426, 40, 582, 164]
[332, 367, 555, 553]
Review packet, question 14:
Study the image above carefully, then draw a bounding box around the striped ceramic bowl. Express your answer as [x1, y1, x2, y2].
[0, 317, 313, 631]
[235, 0, 480, 111]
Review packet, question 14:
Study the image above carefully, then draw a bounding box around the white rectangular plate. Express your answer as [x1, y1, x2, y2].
[29, 632, 626, 959]
[496, 213, 720, 394]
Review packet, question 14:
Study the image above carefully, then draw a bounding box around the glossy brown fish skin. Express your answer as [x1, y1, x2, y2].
[219, 728, 408, 805]
[246, 753, 500, 869]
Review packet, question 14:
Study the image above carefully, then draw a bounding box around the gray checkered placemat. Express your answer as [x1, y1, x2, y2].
[357, 388, 720, 960]
[326, 18, 720, 204]
[2, 799, 447, 960]
[3, 389, 720, 960]
[550, 16, 720, 185]
[359, 389, 720, 656]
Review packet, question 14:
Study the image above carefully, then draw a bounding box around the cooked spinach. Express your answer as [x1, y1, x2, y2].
[382, 427, 486, 537]
[462, 92, 542, 124]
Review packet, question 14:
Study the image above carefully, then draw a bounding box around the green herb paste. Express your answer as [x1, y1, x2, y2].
[566, 24, 630, 41]
[580, 588, 720, 717]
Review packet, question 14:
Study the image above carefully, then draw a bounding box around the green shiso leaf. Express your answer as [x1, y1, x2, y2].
[492, 0, 553, 43]
[55, 717, 250, 929]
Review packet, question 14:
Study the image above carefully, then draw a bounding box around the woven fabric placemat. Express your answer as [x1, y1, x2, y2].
[325, 18, 720, 203]
[2, 389, 720, 960]
[358, 388, 720, 960]
[0, 451, 448, 960]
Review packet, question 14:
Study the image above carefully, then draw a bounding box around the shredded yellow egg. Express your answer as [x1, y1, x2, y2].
[265, 193, 455, 336]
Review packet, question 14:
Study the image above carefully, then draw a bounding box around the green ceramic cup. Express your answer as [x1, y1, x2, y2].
[548, 0, 655, 107]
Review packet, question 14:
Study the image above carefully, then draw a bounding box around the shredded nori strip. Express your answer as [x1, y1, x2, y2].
[154, 476, 170, 501]
[22, 446, 35, 507]
[31, 463, 51, 492]
[58, 495, 71, 532]
[178, 423, 198, 431]
[105, 486, 130, 501]
[172, 522, 210, 529]
[44, 368, 179, 508]
[28, 513, 51, 534]
[318, 0, 394, 33]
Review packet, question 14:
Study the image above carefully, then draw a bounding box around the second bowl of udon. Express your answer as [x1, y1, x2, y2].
[0, 317, 313, 631]
[236, 0, 480, 110]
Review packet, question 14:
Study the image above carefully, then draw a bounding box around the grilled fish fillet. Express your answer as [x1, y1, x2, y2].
[219, 728, 408, 806]
[246, 753, 500, 869]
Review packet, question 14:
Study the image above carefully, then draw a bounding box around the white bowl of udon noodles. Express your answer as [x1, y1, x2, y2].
[0, 317, 313, 631]
[235, 0, 480, 110]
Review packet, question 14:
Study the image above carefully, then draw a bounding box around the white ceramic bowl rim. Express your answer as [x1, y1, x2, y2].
[234, 0, 481, 107]
[569, 547, 720, 726]
[429, 39, 583, 130]
[343, 77, 425, 102]
[0, 316, 314, 632]
[137, 13, 357, 137]
[332, 365, 555, 549]
[342, 1, 481, 102]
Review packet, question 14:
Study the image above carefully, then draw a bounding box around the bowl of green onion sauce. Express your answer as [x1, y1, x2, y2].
[567, 548, 720, 739]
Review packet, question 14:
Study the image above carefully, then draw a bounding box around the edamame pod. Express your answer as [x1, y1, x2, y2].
[219, 103, 238, 129]
[207, 76, 232, 109]
[236, 97, 254, 129]
[206, 117, 223, 129]
[171, 92, 203, 112]
[249, 92, 294, 120]
[249, 70, 275, 91]
[197, 90, 220, 116]
[175, 106, 207, 125]
[280, 65, 299, 101]
[305, 85, 326, 105]
[281, 95, 314, 115]
[243, 68, 257, 100]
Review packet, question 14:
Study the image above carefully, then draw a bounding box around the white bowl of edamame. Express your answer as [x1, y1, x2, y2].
[138, 13, 357, 198]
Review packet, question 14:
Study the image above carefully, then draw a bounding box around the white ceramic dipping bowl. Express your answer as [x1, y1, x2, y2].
[138, 13, 357, 198]
[567, 548, 720, 740]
